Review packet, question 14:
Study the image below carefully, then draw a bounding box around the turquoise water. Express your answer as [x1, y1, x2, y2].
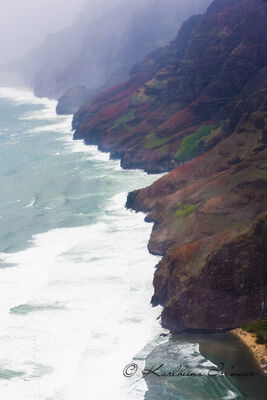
[0, 87, 266, 400]
[0, 89, 153, 254]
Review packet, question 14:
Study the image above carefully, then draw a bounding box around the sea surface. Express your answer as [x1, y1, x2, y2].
[0, 87, 266, 400]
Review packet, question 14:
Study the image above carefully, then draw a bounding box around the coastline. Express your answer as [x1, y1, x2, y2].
[232, 329, 267, 374]
[0, 88, 164, 399]
[2, 84, 266, 393]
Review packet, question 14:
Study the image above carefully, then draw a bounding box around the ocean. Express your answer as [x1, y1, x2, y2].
[0, 87, 266, 400]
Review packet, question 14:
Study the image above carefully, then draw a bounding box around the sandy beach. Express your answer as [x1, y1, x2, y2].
[232, 329, 267, 374]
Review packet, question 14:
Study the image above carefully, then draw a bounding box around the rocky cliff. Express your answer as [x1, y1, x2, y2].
[73, 0, 267, 332]
[73, 0, 267, 171]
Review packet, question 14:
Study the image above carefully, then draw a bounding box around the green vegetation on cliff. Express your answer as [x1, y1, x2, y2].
[144, 133, 168, 149]
[241, 320, 267, 345]
[113, 110, 135, 127]
[145, 78, 168, 90]
[175, 124, 219, 162]
[174, 203, 198, 218]
[132, 90, 157, 105]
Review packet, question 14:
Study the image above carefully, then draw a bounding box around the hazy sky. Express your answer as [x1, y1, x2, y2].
[0, 0, 87, 63]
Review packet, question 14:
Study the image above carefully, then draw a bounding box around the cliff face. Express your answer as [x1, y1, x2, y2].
[127, 136, 267, 330]
[73, 0, 267, 172]
[130, 81, 267, 331]
[74, 0, 267, 332]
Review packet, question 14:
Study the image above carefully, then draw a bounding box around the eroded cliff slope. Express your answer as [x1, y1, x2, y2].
[74, 0, 267, 331]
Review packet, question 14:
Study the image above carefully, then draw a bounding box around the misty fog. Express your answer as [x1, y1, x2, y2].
[0, 0, 212, 107]
[0, 0, 210, 64]
[0, 0, 125, 63]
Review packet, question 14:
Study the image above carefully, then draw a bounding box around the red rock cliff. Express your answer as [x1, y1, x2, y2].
[74, 0, 267, 331]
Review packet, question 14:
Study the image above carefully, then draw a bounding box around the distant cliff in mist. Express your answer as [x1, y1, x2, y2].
[1, 0, 211, 113]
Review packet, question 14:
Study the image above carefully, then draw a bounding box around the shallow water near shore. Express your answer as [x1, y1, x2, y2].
[0, 87, 266, 399]
[142, 332, 267, 400]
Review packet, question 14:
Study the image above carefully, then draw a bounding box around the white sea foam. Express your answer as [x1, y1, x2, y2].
[223, 391, 238, 400]
[27, 122, 72, 134]
[0, 193, 162, 400]
[0, 87, 238, 400]
[19, 107, 68, 122]
[0, 86, 121, 169]
[24, 197, 38, 208]
[0, 87, 54, 107]
[0, 88, 163, 400]
[64, 136, 112, 162]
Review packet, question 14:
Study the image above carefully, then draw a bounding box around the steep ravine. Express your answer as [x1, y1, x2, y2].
[73, 0, 267, 333]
